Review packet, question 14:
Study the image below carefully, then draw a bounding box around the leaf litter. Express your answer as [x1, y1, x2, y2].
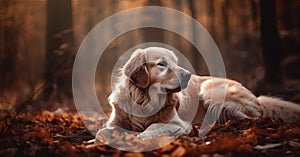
[0, 110, 299, 157]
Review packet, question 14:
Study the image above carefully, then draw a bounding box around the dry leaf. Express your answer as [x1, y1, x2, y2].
[254, 143, 282, 150]
[124, 152, 144, 157]
[288, 140, 300, 147]
[171, 146, 186, 157]
[159, 144, 176, 153]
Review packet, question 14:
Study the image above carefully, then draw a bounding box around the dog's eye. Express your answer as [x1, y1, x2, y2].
[157, 61, 168, 67]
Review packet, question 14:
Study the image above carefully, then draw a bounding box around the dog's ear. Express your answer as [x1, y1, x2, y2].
[124, 49, 149, 88]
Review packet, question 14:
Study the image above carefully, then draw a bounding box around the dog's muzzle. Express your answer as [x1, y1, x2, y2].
[162, 68, 192, 93]
[178, 69, 191, 89]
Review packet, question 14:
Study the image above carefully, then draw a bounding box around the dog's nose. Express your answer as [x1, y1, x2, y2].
[182, 72, 191, 82]
[179, 69, 191, 83]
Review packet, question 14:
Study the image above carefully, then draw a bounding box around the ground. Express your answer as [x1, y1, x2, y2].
[0, 109, 300, 157]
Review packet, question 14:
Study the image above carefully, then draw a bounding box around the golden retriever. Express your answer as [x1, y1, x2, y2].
[96, 47, 300, 143]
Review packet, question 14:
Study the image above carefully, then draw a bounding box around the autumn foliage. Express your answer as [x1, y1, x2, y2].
[1, 110, 300, 156]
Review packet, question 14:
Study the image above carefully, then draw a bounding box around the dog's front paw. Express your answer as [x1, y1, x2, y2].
[137, 132, 154, 139]
[95, 128, 113, 145]
[137, 130, 176, 140]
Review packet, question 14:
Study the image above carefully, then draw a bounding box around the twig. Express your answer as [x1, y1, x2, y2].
[13, 83, 48, 115]
[0, 83, 47, 136]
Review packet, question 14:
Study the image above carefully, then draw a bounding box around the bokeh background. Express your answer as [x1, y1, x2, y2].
[0, 0, 299, 114]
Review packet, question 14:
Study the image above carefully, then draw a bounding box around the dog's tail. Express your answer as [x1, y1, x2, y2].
[257, 96, 300, 125]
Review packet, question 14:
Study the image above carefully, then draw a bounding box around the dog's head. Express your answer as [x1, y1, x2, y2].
[123, 47, 191, 93]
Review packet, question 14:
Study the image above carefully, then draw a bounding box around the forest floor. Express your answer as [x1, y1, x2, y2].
[1, 64, 300, 157]
[0, 109, 300, 157]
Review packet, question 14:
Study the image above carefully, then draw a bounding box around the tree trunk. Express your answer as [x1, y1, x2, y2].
[143, 0, 164, 43]
[0, 1, 17, 93]
[45, 0, 74, 102]
[260, 0, 282, 83]
[188, 0, 201, 72]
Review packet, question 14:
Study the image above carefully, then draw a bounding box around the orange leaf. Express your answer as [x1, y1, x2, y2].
[171, 146, 186, 157]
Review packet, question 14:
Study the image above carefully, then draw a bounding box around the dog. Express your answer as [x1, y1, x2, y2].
[96, 47, 300, 143]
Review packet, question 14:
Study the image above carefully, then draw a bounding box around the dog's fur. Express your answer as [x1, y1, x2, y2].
[96, 47, 300, 142]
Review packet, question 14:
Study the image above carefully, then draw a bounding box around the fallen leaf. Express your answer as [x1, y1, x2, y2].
[288, 140, 300, 147]
[171, 146, 186, 157]
[254, 143, 282, 150]
[124, 152, 144, 157]
[159, 144, 176, 153]
[285, 127, 300, 136]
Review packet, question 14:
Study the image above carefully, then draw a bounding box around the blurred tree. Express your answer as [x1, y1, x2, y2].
[260, 0, 282, 84]
[143, 0, 164, 42]
[44, 0, 74, 103]
[0, 0, 17, 93]
[188, 0, 201, 72]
